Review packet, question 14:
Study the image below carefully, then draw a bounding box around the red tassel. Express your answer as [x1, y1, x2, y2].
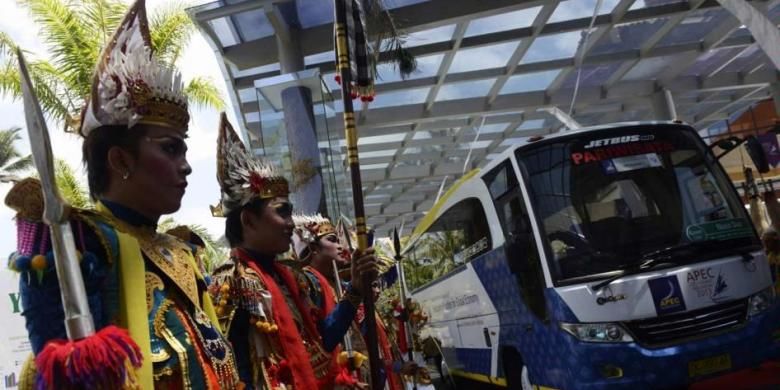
[35, 325, 142, 390]
[334, 367, 358, 386]
[350, 91, 359, 100]
[334, 75, 341, 84]
[366, 95, 374, 103]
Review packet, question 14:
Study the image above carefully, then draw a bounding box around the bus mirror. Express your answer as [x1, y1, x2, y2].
[745, 136, 770, 173]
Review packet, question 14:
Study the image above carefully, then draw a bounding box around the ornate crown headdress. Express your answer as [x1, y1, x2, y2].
[292, 213, 336, 259]
[214, 112, 289, 217]
[79, 0, 189, 136]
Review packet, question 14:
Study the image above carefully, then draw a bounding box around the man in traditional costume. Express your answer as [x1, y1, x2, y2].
[6, 1, 239, 388]
[209, 114, 378, 389]
[293, 214, 404, 390]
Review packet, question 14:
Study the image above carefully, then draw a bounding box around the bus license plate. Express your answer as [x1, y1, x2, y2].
[688, 354, 731, 378]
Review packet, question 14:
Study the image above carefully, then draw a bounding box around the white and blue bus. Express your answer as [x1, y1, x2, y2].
[402, 122, 779, 389]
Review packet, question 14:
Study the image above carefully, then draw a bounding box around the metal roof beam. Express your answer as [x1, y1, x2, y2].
[223, 0, 736, 73]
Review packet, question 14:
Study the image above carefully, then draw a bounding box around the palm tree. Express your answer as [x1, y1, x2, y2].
[0, 127, 33, 183]
[158, 217, 228, 274]
[0, 0, 224, 132]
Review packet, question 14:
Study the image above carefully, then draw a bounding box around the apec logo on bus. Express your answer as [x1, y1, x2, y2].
[648, 275, 687, 315]
[583, 134, 654, 149]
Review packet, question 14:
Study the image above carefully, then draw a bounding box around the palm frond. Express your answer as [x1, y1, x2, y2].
[148, 2, 194, 66]
[3, 154, 33, 174]
[19, 0, 95, 98]
[184, 77, 225, 111]
[54, 159, 91, 209]
[157, 216, 178, 233]
[79, 0, 128, 49]
[0, 31, 19, 58]
[0, 58, 73, 125]
[0, 127, 23, 168]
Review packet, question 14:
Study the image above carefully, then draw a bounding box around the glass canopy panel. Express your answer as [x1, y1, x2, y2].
[720, 46, 768, 74]
[449, 41, 520, 73]
[521, 31, 582, 64]
[517, 119, 546, 131]
[464, 6, 541, 37]
[558, 63, 622, 89]
[232, 8, 275, 41]
[682, 46, 744, 77]
[369, 87, 430, 109]
[208, 17, 240, 47]
[588, 19, 668, 57]
[375, 54, 444, 84]
[622, 55, 676, 80]
[499, 70, 561, 94]
[436, 79, 496, 101]
[480, 123, 511, 134]
[404, 24, 457, 48]
[294, 0, 334, 28]
[305, 51, 334, 66]
[629, 0, 686, 11]
[548, 0, 620, 23]
[657, 9, 730, 48]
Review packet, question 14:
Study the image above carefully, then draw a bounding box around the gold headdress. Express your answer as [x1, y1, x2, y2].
[79, 0, 189, 136]
[215, 113, 289, 216]
[292, 213, 336, 259]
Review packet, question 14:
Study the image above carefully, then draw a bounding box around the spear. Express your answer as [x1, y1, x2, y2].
[17, 48, 142, 388]
[334, 0, 381, 387]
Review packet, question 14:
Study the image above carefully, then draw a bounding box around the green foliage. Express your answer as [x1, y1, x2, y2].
[0, 127, 33, 183]
[54, 159, 91, 209]
[158, 217, 228, 275]
[0, 0, 224, 132]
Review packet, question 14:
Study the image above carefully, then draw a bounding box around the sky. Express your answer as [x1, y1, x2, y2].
[0, 0, 237, 257]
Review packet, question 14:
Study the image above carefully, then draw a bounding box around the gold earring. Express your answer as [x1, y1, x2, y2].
[122, 171, 130, 180]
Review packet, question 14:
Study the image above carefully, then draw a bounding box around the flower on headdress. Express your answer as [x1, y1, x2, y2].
[249, 172, 266, 194]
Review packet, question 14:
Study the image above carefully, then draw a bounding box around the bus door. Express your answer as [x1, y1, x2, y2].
[483, 159, 549, 371]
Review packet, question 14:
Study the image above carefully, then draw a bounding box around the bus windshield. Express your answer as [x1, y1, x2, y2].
[516, 125, 760, 285]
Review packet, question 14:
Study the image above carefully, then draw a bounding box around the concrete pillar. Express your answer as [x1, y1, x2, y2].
[275, 22, 327, 216]
[651, 89, 677, 120]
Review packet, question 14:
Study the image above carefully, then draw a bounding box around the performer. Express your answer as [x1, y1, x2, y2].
[6, 1, 239, 389]
[209, 114, 377, 389]
[293, 214, 404, 390]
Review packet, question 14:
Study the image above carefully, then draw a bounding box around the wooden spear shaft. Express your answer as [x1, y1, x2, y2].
[334, 1, 381, 388]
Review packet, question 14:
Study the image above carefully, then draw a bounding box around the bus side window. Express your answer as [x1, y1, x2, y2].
[485, 161, 548, 321]
[406, 198, 491, 291]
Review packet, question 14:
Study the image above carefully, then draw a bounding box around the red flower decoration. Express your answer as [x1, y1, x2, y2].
[249, 171, 266, 193]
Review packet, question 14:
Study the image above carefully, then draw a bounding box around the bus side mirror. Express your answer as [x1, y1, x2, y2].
[745, 136, 770, 173]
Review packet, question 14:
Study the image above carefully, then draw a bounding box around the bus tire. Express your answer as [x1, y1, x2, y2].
[502, 348, 532, 390]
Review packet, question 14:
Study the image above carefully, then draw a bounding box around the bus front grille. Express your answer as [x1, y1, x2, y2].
[624, 299, 748, 347]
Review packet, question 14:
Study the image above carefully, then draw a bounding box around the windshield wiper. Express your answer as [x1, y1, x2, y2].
[591, 240, 756, 292]
[591, 257, 676, 292]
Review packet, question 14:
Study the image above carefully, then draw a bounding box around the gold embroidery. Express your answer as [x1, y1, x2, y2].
[152, 366, 174, 381]
[154, 299, 192, 390]
[145, 272, 165, 314]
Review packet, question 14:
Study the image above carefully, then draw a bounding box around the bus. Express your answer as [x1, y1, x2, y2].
[402, 122, 780, 389]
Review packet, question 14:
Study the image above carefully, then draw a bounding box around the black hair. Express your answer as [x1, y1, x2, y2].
[82, 125, 148, 200]
[225, 198, 269, 247]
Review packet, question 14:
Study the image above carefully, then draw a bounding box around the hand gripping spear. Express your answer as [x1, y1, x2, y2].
[17, 49, 141, 389]
[334, 0, 381, 387]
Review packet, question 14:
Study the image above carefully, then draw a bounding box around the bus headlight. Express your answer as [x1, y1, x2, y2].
[560, 322, 634, 343]
[748, 287, 776, 317]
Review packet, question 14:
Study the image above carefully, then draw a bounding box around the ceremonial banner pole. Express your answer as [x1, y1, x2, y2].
[334, 0, 381, 387]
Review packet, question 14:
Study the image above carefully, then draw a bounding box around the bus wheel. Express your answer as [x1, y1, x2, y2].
[502, 348, 532, 390]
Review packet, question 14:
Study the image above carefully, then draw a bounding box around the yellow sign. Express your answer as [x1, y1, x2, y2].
[688, 354, 731, 378]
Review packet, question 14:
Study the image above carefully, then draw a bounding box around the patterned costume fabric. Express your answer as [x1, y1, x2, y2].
[211, 116, 358, 389]
[6, 180, 238, 389]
